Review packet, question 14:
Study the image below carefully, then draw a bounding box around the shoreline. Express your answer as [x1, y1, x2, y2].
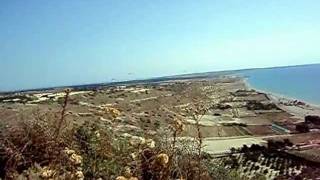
[242, 77, 320, 106]
[241, 77, 320, 119]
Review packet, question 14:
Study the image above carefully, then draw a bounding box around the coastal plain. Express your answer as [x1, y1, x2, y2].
[1, 75, 320, 179]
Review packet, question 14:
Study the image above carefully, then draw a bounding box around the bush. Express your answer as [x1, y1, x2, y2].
[73, 121, 133, 179]
[0, 111, 75, 179]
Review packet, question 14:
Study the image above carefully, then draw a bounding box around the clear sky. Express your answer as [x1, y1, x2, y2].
[1, 0, 320, 91]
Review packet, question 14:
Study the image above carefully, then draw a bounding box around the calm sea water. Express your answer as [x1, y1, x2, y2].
[236, 64, 320, 105]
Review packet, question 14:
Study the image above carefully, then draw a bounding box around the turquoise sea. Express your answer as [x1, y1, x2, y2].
[236, 64, 320, 105]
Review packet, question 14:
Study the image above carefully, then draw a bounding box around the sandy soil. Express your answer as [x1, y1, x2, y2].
[203, 136, 266, 154]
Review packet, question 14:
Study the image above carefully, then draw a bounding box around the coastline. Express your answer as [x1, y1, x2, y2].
[241, 77, 320, 120]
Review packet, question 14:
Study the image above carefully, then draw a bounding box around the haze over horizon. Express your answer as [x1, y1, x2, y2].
[1, 0, 320, 91]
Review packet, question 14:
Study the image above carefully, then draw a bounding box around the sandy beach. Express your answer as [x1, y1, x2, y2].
[243, 77, 320, 120]
[267, 94, 320, 119]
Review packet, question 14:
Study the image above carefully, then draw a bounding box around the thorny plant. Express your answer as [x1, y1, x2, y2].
[191, 103, 209, 180]
[54, 88, 71, 139]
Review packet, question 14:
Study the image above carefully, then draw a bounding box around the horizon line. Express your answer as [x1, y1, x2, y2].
[1, 62, 319, 94]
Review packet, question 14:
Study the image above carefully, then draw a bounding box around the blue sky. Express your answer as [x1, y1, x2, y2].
[1, 0, 320, 91]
